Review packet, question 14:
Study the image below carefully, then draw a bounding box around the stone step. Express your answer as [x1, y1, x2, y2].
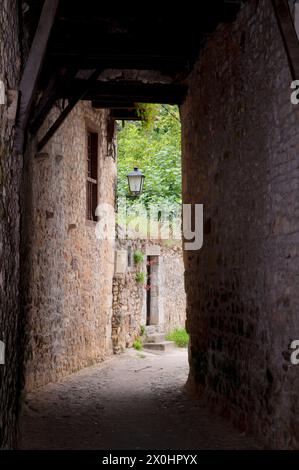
[143, 341, 175, 353]
[146, 333, 166, 343]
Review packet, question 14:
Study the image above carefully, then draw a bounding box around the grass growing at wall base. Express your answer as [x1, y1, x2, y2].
[133, 338, 143, 351]
[166, 328, 189, 347]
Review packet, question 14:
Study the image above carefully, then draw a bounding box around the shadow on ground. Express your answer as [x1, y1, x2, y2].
[19, 349, 260, 450]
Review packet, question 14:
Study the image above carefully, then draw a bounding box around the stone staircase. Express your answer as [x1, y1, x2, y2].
[143, 326, 175, 353]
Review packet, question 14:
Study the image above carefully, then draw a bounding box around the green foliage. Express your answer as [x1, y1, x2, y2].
[134, 250, 145, 265]
[117, 105, 181, 209]
[133, 338, 143, 351]
[135, 103, 161, 130]
[140, 325, 146, 337]
[135, 271, 146, 284]
[166, 328, 189, 348]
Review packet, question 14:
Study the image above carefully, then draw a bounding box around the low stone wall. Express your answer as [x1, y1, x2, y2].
[23, 102, 116, 391]
[112, 275, 144, 353]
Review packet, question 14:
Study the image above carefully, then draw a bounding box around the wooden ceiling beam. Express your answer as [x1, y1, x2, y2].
[49, 44, 194, 59]
[109, 109, 142, 120]
[272, 0, 299, 80]
[60, 80, 187, 104]
[37, 68, 103, 152]
[14, 0, 60, 154]
[30, 67, 78, 135]
[47, 55, 190, 73]
[30, 70, 62, 134]
[92, 101, 136, 109]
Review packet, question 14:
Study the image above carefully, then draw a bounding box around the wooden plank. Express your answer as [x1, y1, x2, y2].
[92, 101, 136, 109]
[30, 71, 61, 134]
[37, 69, 102, 152]
[30, 68, 77, 134]
[48, 55, 190, 73]
[110, 109, 142, 120]
[272, 0, 299, 80]
[60, 80, 188, 105]
[14, 0, 60, 153]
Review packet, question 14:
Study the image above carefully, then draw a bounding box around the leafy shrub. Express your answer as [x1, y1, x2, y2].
[133, 338, 143, 351]
[135, 271, 146, 284]
[166, 328, 189, 347]
[134, 250, 145, 265]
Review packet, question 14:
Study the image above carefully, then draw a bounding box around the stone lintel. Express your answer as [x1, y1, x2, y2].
[146, 245, 161, 256]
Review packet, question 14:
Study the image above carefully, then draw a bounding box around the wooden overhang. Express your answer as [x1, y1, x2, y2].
[16, 0, 243, 152]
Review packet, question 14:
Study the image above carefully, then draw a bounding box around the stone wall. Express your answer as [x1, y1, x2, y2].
[22, 102, 116, 391]
[161, 246, 186, 334]
[112, 240, 186, 352]
[0, 0, 21, 449]
[112, 240, 144, 353]
[181, 0, 299, 448]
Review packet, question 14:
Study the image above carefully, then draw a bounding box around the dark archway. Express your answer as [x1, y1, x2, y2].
[1, 0, 299, 450]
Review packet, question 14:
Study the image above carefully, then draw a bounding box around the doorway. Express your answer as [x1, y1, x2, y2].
[146, 256, 152, 326]
[146, 255, 159, 326]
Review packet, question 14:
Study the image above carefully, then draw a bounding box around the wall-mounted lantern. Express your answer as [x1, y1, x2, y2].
[127, 167, 145, 197]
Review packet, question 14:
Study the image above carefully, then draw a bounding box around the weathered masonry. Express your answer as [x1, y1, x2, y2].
[182, 0, 299, 448]
[0, 0, 299, 450]
[0, 0, 22, 449]
[22, 102, 116, 390]
[112, 239, 186, 353]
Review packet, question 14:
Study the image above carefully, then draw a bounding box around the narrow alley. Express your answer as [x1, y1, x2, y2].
[1, 0, 299, 456]
[20, 350, 259, 450]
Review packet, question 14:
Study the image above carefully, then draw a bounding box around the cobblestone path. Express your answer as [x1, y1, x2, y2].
[20, 349, 260, 450]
